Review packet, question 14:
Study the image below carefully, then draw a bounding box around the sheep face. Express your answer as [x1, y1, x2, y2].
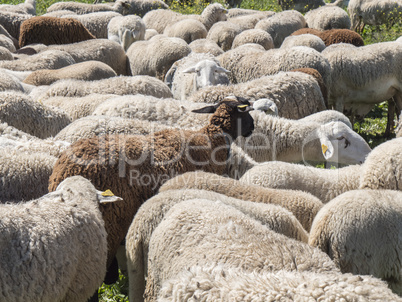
[192, 96, 255, 140]
[182, 59, 230, 91]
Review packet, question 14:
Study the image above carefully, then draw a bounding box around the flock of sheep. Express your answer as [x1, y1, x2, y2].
[0, 0, 401, 301]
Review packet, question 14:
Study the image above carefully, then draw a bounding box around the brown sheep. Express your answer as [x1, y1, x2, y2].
[19, 16, 95, 48]
[291, 28, 364, 47]
[48, 97, 255, 272]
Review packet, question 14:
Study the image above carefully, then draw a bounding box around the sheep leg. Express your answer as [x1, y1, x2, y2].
[385, 98, 396, 138]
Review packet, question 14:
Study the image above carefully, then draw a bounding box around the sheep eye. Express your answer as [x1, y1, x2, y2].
[337, 136, 350, 148]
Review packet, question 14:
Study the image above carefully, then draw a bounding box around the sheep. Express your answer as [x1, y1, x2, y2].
[63, 11, 121, 39]
[227, 12, 274, 30]
[158, 265, 402, 301]
[0, 11, 31, 40]
[0, 49, 76, 71]
[0, 35, 16, 52]
[280, 34, 326, 52]
[255, 10, 307, 48]
[0, 175, 121, 302]
[0, 91, 71, 139]
[227, 8, 275, 18]
[359, 137, 402, 190]
[231, 28, 274, 50]
[240, 161, 361, 203]
[0, 148, 57, 202]
[18, 16, 96, 48]
[0, 24, 18, 49]
[142, 198, 338, 302]
[23, 61, 117, 86]
[42, 94, 118, 121]
[144, 28, 158, 40]
[189, 71, 327, 119]
[54, 115, 174, 144]
[309, 189, 402, 295]
[237, 110, 371, 164]
[206, 21, 243, 51]
[163, 19, 207, 44]
[291, 67, 328, 104]
[37, 76, 173, 101]
[277, 0, 325, 13]
[252, 98, 278, 116]
[0, 46, 12, 60]
[0, 122, 70, 157]
[43, 39, 128, 75]
[164, 52, 230, 101]
[42, 10, 78, 17]
[47, 98, 255, 276]
[126, 35, 191, 81]
[217, 46, 331, 87]
[125, 188, 315, 301]
[322, 42, 402, 119]
[159, 171, 323, 232]
[348, 0, 402, 33]
[304, 5, 351, 31]
[299, 109, 352, 128]
[0, 0, 36, 16]
[108, 15, 146, 51]
[0, 71, 27, 93]
[143, 3, 228, 34]
[188, 38, 224, 56]
[46, 0, 131, 15]
[291, 28, 365, 47]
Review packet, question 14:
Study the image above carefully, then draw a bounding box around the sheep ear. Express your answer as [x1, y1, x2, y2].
[97, 189, 122, 203]
[182, 66, 197, 74]
[215, 66, 230, 74]
[165, 65, 177, 87]
[192, 105, 218, 114]
[319, 137, 334, 160]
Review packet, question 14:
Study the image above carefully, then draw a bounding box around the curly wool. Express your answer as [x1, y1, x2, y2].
[309, 189, 402, 295]
[0, 176, 111, 302]
[188, 38, 224, 56]
[232, 28, 274, 50]
[0, 91, 71, 139]
[304, 5, 351, 30]
[144, 198, 337, 302]
[291, 28, 365, 47]
[159, 265, 402, 301]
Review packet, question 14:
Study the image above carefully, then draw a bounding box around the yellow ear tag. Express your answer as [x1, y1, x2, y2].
[237, 105, 248, 109]
[101, 189, 115, 197]
[322, 144, 328, 155]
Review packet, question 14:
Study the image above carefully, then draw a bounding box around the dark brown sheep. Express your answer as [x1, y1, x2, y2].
[48, 97, 254, 270]
[291, 28, 364, 47]
[291, 67, 328, 108]
[19, 16, 95, 48]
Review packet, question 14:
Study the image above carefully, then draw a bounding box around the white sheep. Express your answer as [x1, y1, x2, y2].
[231, 28, 274, 50]
[159, 265, 402, 301]
[189, 71, 326, 119]
[43, 39, 128, 76]
[108, 15, 146, 51]
[227, 12, 274, 30]
[0, 0, 36, 15]
[0, 35, 16, 52]
[359, 137, 402, 190]
[46, 0, 131, 15]
[126, 35, 191, 81]
[304, 4, 351, 31]
[0, 24, 18, 49]
[255, 10, 306, 48]
[23, 60, 117, 86]
[141, 198, 338, 302]
[280, 34, 326, 52]
[309, 189, 402, 295]
[163, 18, 207, 44]
[240, 161, 361, 203]
[322, 41, 402, 119]
[188, 38, 224, 56]
[62, 11, 121, 39]
[0, 49, 76, 71]
[165, 52, 230, 101]
[42, 9, 78, 17]
[0, 148, 57, 202]
[0, 72, 27, 93]
[237, 110, 371, 164]
[125, 187, 322, 301]
[299, 109, 352, 128]
[159, 171, 323, 231]
[143, 3, 228, 34]
[218, 46, 331, 88]
[206, 20, 244, 51]
[0, 11, 31, 40]
[348, 0, 402, 32]
[37, 76, 173, 101]
[0, 176, 121, 302]
[0, 91, 71, 139]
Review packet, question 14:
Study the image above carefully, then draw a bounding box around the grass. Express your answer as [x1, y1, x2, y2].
[0, 0, 400, 299]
